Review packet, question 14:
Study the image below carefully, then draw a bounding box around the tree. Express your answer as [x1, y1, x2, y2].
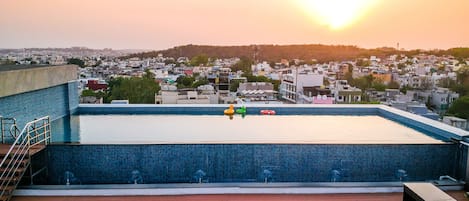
[346, 63, 354, 73]
[81, 89, 96, 97]
[387, 80, 400, 89]
[372, 81, 387, 91]
[447, 96, 469, 119]
[67, 58, 85, 68]
[270, 79, 281, 91]
[356, 58, 370, 67]
[143, 69, 155, 79]
[344, 72, 354, 83]
[176, 76, 195, 88]
[451, 65, 469, 96]
[105, 70, 160, 104]
[456, 66, 469, 84]
[246, 75, 270, 82]
[231, 57, 253, 73]
[438, 77, 457, 89]
[190, 54, 209, 66]
[350, 75, 374, 90]
[446, 48, 469, 60]
[192, 79, 209, 88]
[230, 80, 243, 92]
[400, 85, 413, 94]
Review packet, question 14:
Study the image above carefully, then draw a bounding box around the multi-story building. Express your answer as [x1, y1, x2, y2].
[431, 87, 459, 113]
[237, 82, 277, 102]
[333, 80, 362, 103]
[280, 69, 323, 103]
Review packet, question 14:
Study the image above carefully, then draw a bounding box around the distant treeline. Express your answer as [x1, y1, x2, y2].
[123, 44, 469, 63]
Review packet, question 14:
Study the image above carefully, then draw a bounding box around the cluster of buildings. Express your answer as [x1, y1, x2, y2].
[0, 47, 140, 66]
[1, 48, 467, 129]
[76, 52, 465, 107]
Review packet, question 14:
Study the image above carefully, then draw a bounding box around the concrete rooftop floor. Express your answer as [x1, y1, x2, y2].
[11, 191, 469, 201]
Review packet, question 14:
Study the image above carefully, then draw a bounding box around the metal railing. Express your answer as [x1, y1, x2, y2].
[0, 116, 51, 200]
[0, 117, 19, 144]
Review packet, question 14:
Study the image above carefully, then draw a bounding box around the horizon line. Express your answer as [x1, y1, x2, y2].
[1, 43, 469, 52]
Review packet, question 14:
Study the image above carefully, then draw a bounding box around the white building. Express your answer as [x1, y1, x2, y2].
[155, 85, 218, 104]
[251, 61, 272, 76]
[431, 87, 459, 112]
[333, 80, 362, 103]
[280, 69, 324, 103]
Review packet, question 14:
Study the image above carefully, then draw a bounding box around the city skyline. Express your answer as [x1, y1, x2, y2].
[1, 0, 469, 50]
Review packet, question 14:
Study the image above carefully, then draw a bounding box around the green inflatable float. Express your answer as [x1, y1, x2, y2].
[236, 106, 246, 115]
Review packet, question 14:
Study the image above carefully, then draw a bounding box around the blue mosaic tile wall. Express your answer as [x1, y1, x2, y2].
[67, 81, 79, 114]
[0, 81, 78, 128]
[44, 144, 458, 185]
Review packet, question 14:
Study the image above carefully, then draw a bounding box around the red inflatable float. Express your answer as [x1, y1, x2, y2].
[260, 110, 276, 115]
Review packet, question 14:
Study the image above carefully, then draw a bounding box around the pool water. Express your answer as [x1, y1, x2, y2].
[54, 115, 443, 144]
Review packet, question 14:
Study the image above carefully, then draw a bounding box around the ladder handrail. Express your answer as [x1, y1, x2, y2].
[1, 117, 19, 144]
[0, 116, 51, 199]
[8, 124, 20, 140]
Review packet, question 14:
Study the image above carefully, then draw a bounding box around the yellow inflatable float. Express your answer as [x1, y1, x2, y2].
[224, 104, 235, 115]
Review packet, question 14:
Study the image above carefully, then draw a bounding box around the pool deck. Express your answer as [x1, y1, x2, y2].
[10, 191, 468, 201]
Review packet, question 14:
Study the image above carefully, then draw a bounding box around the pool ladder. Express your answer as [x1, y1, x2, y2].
[0, 116, 51, 201]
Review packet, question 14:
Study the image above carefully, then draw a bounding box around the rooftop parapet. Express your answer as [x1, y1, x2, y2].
[0, 64, 78, 98]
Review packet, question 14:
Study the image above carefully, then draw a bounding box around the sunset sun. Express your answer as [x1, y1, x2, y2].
[300, 0, 378, 30]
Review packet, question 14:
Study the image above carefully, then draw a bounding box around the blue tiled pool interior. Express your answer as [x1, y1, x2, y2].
[33, 104, 469, 186]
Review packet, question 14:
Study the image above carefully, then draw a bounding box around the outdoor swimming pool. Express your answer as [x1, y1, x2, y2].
[60, 115, 443, 144]
[34, 105, 468, 185]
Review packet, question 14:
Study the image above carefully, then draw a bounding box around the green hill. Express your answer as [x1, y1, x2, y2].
[124, 44, 469, 63]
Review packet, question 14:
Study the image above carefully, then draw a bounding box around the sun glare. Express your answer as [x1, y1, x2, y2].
[300, 0, 378, 30]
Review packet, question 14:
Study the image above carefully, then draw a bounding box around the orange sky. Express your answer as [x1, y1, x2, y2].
[1, 0, 468, 50]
